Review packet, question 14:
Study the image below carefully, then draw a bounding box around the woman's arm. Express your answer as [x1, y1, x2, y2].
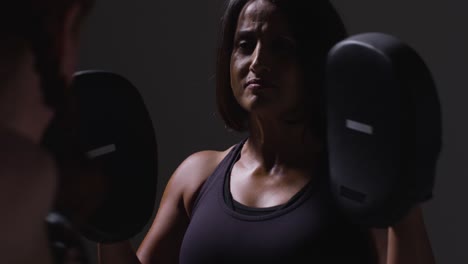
[135, 166, 192, 264]
[371, 206, 436, 264]
[386, 206, 436, 264]
[98, 150, 227, 264]
[137, 150, 227, 263]
[97, 164, 190, 264]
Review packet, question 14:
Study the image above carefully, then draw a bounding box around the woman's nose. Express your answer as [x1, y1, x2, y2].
[249, 43, 271, 74]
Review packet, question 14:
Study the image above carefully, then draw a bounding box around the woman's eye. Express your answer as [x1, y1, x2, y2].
[237, 40, 255, 53]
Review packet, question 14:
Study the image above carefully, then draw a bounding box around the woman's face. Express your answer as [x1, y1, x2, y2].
[230, 0, 304, 120]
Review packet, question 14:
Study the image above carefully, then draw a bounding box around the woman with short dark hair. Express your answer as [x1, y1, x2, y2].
[100, 1, 436, 263]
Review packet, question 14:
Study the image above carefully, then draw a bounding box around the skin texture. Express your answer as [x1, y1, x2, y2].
[98, 1, 436, 264]
[228, 0, 320, 208]
[230, 0, 304, 123]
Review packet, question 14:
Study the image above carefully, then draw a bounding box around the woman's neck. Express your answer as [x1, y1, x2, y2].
[244, 114, 322, 172]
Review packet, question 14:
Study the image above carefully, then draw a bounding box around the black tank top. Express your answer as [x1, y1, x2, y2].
[180, 139, 377, 264]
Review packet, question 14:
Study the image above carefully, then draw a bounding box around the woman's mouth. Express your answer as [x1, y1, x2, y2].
[245, 78, 275, 90]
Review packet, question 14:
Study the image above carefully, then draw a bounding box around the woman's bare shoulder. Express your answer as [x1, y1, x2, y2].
[168, 145, 235, 215]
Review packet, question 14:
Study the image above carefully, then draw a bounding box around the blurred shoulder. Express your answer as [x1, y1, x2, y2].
[0, 128, 56, 184]
[0, 128, 57, 224]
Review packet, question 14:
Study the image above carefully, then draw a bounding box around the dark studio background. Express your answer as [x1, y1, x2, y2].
[77, 0, 467, 263]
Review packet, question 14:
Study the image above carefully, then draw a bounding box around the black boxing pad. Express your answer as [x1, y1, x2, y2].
[45, 71, 158, 242]
[74, 71, 158, 242]
[325, 32, 442, 228]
